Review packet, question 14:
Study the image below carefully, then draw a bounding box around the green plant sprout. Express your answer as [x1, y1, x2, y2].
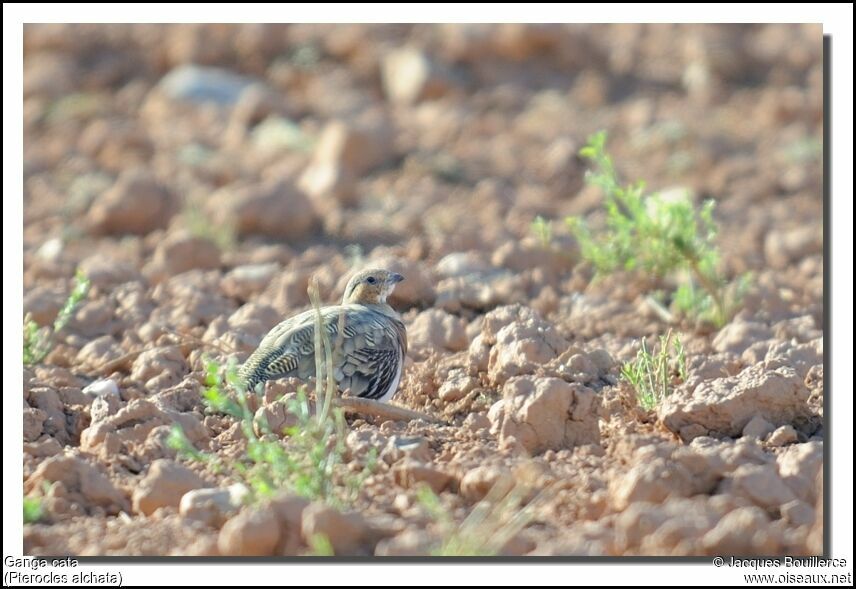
[531, 216, 553, 248]
[620, 329, 688, 410]
[23, 270, 91, 366]
[307, 533, 335, 556]
[182, 198, 236, 251]
[168, 355, 353, 504]
[23, 496, 44, 524]
[566, 131, 749, 328]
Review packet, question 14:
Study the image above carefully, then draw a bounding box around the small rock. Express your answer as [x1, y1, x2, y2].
[89, 393, 122, 423]
[494, 376, 600, 453]
[568, 353, 597, 382]
[219, 506, 281, 556]
[25, 455, 128, 515]
[764, 226, 822, 270]
[438, 370, 478, 403]
[226, 85, 290, 145]
[301, 502, 372, 555]
[23, 286, 66, 325]
[208, 178, 317, 240]
[76, 336, 124, 371]
[393, 460, 453, 493]
[225, 243, 295, 267]
[382, 436, 432, 464]
[610, 456, 702, 510]
[24, 437, 63, 458]
[679, 424, 709, 442]
[222, 263, 279, 301]
[435, 273, 526, 313]
[268, 493, 309, 529]
[781, 499, 815, 527]
[23, 407, 46, 442]
[682, 353, 742, 392]
[224, 302, 281, 354]
[133, 459, 208, 516]
[28, 387, 67, 444]
[492, 240, 568, 276]
[159, 64, 261, 106]
[312, 116, 394, 178]
[145, 232, 221, 282]
[249, 116, 308, 152]
[500, 532, 537, 556]
[773, 315, 822, 342]
[727, 463, 797, 509]
[346, 429, 390, 460]
[374, 529, 435, 556]
[298, 116, 394, 207]
[253, 401, 299, 437]
[297, 159, 358, 208]
[78, 254, 142, 288]
[487, 399, 505, 431]
[660, 365, 811, 441]
[82, 398, 207, 451]
[484, 306, 569, 385]
[742, 415, 775, 439]
[24, 52, 78, 98]
[130, 346, 188, 390]
[587, 349, 615, 374]
[767, 425, 799, 447]
[459, 465, 511, 502]
[776, 441, 823, 503]
[408, 309, 468, 353]
[88, 169, 176, 235]
[712, 320, 774, 356]
[468, 333, 491, 373]
[181, 484, 250, 528]
[381, 47, 454, 104]
[462, 412, 490, 433]
[436, 252, 492, 278]
[267, 493, 310, 555]
[764, 338, 822, 379]
[83, 378, 120, 398]
[702, 506, 782, 555]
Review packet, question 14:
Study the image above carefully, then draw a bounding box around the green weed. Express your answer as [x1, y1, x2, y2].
[307, 533, 335, 556]
[531, 215, 553, 248]
[23, 496, 43, 524]
[23, 270, 90, 366]
[566, 131, 749, 327]
[620, 329, 688, 410]
[181, 198, 236, 251]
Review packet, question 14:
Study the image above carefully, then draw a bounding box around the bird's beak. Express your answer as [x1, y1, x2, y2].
[389, 273, 404, 284]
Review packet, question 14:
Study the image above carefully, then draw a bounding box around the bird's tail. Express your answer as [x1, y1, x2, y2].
[237, 361, 260, 394]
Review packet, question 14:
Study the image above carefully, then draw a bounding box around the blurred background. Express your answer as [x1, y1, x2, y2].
[20, 23, 826, 558]
[23, 23, 823, 325]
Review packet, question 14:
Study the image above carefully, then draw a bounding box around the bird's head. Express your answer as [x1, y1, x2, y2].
[342, 268, 405, 305]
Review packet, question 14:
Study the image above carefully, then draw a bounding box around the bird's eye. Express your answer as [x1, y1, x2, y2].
[366, 276, 377, 284]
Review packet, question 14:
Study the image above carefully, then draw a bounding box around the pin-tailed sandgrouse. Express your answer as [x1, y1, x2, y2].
[239, 268, 407, 402]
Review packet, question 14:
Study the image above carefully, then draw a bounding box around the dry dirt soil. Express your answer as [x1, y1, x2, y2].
[21, 24, 824, 557]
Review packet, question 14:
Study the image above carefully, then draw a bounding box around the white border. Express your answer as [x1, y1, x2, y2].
[4, 4, 853, 586]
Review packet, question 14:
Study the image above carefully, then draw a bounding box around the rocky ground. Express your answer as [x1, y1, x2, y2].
[22, 24, 824, 556]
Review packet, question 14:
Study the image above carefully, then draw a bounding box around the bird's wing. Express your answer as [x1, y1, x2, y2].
[239, 307, 334, 388]
[336, 308, 406, 400]
[240, 305, 406, 400]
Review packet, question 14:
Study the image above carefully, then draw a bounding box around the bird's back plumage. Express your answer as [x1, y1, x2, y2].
[239, 303, 407, 401]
